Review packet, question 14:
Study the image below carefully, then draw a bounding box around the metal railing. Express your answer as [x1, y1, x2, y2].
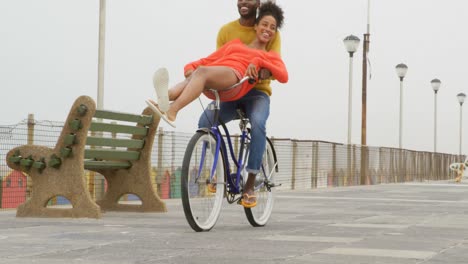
[0, 117, 463, 209]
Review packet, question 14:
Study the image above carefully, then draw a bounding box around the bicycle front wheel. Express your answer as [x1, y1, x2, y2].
[244, 138, 276, 227]
[181, 131, 226, 232]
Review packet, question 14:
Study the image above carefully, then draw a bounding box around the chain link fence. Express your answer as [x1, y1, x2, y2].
[0, 117, 463, 209]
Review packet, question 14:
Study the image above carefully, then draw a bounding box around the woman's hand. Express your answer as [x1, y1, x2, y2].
[258, 68, 272, 80]
[244, 63, 258, 80]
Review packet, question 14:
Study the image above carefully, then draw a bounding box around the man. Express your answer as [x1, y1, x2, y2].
[198, 0, 282, 208]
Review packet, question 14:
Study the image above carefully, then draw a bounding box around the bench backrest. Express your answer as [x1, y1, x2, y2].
[60, 107, 154, 171]
[7, 96, 158, 174]
[80, 110, 154, 170]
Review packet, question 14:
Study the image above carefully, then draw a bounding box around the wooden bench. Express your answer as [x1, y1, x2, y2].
[6, 95, 167, 218]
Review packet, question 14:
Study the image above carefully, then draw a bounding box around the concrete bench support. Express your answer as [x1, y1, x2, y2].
[6, 96, 167, 218]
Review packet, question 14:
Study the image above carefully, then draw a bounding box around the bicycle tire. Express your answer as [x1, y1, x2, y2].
[181, 131, 226, 232]
[244, 138, 276, 227]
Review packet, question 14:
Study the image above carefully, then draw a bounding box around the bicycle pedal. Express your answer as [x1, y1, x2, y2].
[266, 181, 282, 188]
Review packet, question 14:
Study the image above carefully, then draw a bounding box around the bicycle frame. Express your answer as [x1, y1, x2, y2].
[215, 122, 249, 195]
[195, 114, 249, 196]
[198, 77, 253, 195]
[182, 77, 279, 231]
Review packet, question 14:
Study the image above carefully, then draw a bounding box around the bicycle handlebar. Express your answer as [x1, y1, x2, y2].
[225, 76, 256, 90]
[206, 76, 255, 125]
[247, 77, 256, 84]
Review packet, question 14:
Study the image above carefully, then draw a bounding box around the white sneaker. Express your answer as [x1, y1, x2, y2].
[153, 68, 169, 112]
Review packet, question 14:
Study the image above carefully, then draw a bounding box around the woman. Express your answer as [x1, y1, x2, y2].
[147, 2, 286, 208]
[147, 2, 287, 129]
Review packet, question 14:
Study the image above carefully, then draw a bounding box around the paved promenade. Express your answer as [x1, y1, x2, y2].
[1, 181, 468, 263]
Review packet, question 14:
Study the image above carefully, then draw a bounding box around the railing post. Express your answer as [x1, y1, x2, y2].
[438, 154, 441, 181]
[352, 145, 356, 184]
[398, 149, 402, 182]
[403, 150, 406, 182]
[346, 144, 351, 186]
[439, 154, 442, 181]
[26, 113, 35, 199]
[416, 152, 420, 181]
[332, 143, 337, 187]
[430, 152, 434, 180]
[378, 147, 383, 184]
[360, 145, 368, 185]
[311, 141, 319, 188]
[402, 150, 406, 182]
[27, 114, 34, 145]
[310, 141, 316, 188]
[156, 127, 164, 197]
[410, 152, 414, 181]
[291, 140, 297, 190]
[422, 153, 426, 181]
[441, 154, 445, 180]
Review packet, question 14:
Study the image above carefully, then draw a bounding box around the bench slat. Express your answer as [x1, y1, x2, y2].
[84, 160, 132, 170]
[89, 122, 148, 136]
[86, 137, 145, 149]
[84, 149, 140, 161]
[94, 110, 153, 125]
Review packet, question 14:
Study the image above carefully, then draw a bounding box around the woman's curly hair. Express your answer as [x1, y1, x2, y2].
[256, 1, 284, 29]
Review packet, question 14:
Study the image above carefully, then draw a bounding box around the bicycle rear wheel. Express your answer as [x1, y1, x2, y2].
[244, 139, 276, 227]
[181, 131, 226, 232]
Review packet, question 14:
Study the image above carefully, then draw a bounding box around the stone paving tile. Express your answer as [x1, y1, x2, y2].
[1, 183, 468, 263]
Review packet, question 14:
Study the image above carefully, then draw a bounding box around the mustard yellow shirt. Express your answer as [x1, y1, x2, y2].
[216, 19, 282, 96]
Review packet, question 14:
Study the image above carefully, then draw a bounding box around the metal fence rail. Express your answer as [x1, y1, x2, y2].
[0, 118, 463, 209]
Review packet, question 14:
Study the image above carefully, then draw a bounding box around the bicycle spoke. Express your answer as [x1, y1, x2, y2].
[181, 132, 225, 232]
[244, 139, 276, 227]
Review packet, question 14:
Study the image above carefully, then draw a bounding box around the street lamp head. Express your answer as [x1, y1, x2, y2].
[431, 79, 441, 93]
[457, 93, 466, 105]
[343, 35, 360, 55]
[395, 63, 408, 80]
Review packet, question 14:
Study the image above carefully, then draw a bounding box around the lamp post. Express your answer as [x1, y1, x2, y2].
[431, 79, 441, 152]
[359, 0, 371, 185]
[92, 0, 107, 200]
[395, 63, 408, 149]
[97, 0, 106, 110]
[343, 35, 360, 145]
[457, 93, 466, 156]
[361, 0, 371, 147]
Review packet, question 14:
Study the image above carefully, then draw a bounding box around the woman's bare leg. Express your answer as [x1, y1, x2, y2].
[168, 78, 189, 101]
[166, 66, 238, 121]
[148, 79, 189, 108]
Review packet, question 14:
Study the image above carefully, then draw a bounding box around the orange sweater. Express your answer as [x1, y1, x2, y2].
[184, 39, 288, 101]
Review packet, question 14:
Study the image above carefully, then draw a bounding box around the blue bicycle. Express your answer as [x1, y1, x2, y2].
[181, 77, 279, 232]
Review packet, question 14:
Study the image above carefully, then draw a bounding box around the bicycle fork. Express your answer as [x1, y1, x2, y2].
[262, 161, 280, 191]
[195, 132, 221, 187]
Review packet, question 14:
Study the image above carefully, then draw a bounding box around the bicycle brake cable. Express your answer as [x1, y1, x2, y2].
[198, 97, 214, 128]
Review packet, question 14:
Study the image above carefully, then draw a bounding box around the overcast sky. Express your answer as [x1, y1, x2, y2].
[1, 0, 467, 155]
